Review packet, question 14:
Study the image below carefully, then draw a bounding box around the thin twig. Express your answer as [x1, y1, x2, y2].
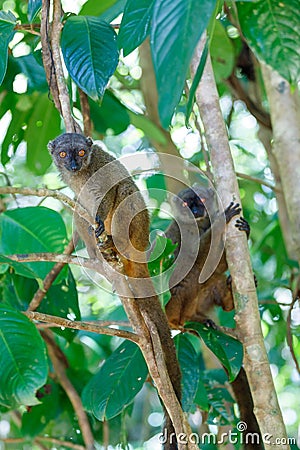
[25, 311, 139, 343]
[43, 330, 95, 450]
[15, 24, 40, 35]
[27, 235, 78, 311]
[78, 88, 92, 136]
[7, 251, 97, 269]
[35, 437, 85, 450]
[227, 74, 272, 129]
[0, 186, 93, 225]
[236, 171, 280, 192]
[286, 295, 300, 375]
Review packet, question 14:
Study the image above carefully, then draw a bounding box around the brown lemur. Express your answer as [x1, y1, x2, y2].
[165, 185, 248, 327]
[48, 132, 181, 449]
[165, 186, 262, 450]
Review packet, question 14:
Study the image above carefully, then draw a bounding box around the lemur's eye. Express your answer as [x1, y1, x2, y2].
[78, 149, 85, 157]
[59, 151, 67, 158]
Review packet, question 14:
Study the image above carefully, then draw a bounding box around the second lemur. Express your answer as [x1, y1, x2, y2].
[48, 133, 181, 450]
[165, 185, 249, 326]
[165, 186, 263, 450]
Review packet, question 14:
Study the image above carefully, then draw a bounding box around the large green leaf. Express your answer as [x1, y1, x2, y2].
[237, 0, 300, 84]
[89, 90, 130, 135]
[27, 0, 42, 22]
[21, 381, 60, 437]
[0, 11, 17, 85]
[175, 334, 200, 412]
[61, 16, 119, 101]
[210, 20, 235, 83]
[150, 0, 217, 128]
[80, 0, 120, 17]
[203, 369, 235, 425]
[24, 94, 61, 174]
[118, 0, 154, 56]
[0, 207, 68, 281]
[0, 304, 48, 409]
[14, 54, 47, 92]
[82, 340, 148, 420]
[0, 255, 38, 279]
[1, 104, 32, 165]
[186, 322, 243, 382]
[0, 270, 80, 342]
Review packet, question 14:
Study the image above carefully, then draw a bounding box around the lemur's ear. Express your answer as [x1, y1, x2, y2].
[47, 140, 55, 153]
[86, 137, 93, 147]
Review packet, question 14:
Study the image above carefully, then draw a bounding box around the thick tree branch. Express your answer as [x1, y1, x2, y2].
[51, 0, 75, 132]
[261, 64, 300, 260]
[191, 37, 289, 448]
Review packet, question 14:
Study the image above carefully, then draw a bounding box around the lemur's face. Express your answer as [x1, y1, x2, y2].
[177, 189, 207, 218]
[48, 133, 93, 173]
[173, 187, 209, 221]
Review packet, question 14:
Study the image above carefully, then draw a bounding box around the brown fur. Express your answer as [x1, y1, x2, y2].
[48, 133, 181, 449]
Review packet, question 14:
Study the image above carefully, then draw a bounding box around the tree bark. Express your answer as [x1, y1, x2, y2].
[191, 37, 289, 449]
[261, 64, 300, 261]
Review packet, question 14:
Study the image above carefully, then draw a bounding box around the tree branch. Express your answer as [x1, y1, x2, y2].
[51, 0, 77, 132]
[236, 171, 279, 192]
[43, 330, 95, 450]
[25, 311, 139, 343]
[0, 186, 94, 225]
[191, 36, 289, 448]
[78, 88, 92, 136]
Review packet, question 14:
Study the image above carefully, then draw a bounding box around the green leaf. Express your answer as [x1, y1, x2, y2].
[28, 0, 42, 22]
[128, 111, 167, 144]
[61, 16, 119, 101]
[118, 0, 154, 56]
[0, 11, 17, 85]
[89, 90, 130, 135]
[210, 20, 235, 84]
[0, 255, 38, 279]
[150, 0, 217, 127]
[39, 270, 80, 342]
[0, 207, 68, 281]
[21, 381, 60, 437]
[186, 322, 243, 382]
[194, 376, 209, 411]
[175, 334, 201, 412]
[148, 235, 177, 307]
[24, 94, 61, 174]
[82, 340, 148, 420]
[0, 304, 48, 409]
[1, 104, 32, 165]
[14, 54, 47, 92]
[237, 0, 300, 84]
[80, 0, 121, 18]
[203, 369, 235, 425]
[186, 38, 208, 125]
[0, 269, 80, 342]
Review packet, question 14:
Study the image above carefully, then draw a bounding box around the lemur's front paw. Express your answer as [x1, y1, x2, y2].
[235, 217, 250, 238]
[95, 214, 105, 238]
[225, 202, 241, 223]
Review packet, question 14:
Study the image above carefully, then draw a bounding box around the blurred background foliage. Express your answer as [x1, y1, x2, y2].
[0, 0, 299, 449]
